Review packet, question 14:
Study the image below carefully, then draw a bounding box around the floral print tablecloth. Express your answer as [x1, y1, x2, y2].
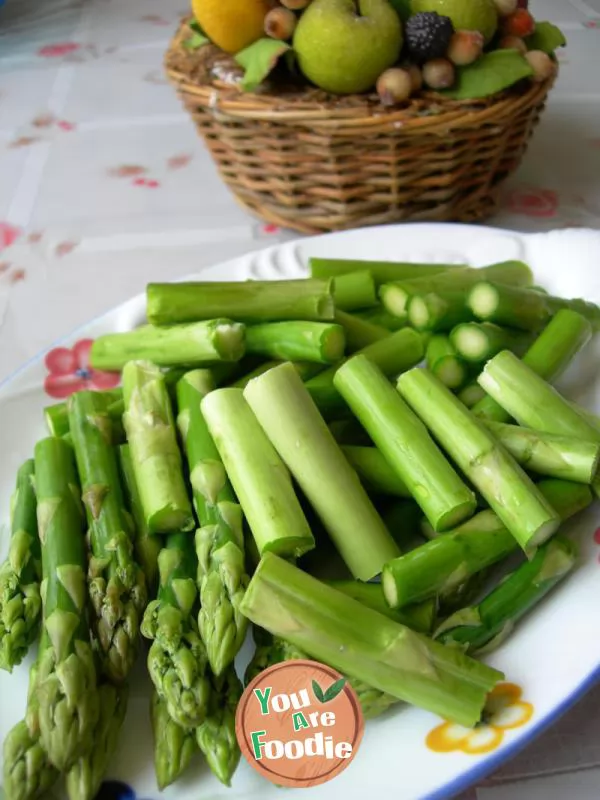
[1, 0, 600, 798]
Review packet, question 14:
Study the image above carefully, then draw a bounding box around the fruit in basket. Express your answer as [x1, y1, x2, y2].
[501, 8, 535, 37]
[377, 68, 413, 104]
[498, 34, 527, 53]
[525, 50, 555, 82]
[447, 30, 484, 66]
[408, 63, 423, 91]
[265, 6, 297, 39]
[191, 0, 271, 54]
[422, 57, 455, 88]
[492, 0, 517, 15]
[405, 12, 454, 63]
[281, 0, 312, 7]
[293, 0, 403, 94]
[411, 0, 498, 44]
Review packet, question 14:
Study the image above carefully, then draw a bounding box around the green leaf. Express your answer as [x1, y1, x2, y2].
[389, 0, 411, 22]
[184, 18, 210, 51]
[441, 50, 534, 101]
[235, 38, 291, 92]
[312, 679, 326, 703]
[323, 677, 346, 703]
[526, 22, 567, 54]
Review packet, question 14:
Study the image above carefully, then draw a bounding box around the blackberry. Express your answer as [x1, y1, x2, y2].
[405, 12, 455, 64]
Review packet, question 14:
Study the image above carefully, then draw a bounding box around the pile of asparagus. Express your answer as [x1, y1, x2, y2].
[2, 255, 599, 799]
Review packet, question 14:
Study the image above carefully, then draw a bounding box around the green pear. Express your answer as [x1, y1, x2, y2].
[293, 0, 404, 95]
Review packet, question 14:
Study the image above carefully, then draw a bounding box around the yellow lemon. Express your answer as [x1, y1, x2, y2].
[192, 0, 272, 54]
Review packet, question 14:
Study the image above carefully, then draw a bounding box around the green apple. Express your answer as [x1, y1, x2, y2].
[293, 0, 404, 95]
[411, 0, 498, 44]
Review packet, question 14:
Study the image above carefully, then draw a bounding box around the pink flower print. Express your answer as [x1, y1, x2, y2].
[57, 120, 76, 131]
[0, 223, 21, 250]
[9, 136, 40, 149]
[140, 14, 170, 25]
[167, 154, 193, 170]
[27, 231, 44, 244]
[55, 240, 79, 257]
[132, 178, 160, 188]
[38, 42, 80, 58]
[10, 269, 26, 284]
[506, 187, 559, 218]
[44, 339, 120, 399]
[109, 165, 147, 178]
[263, 223, 280, 234]
[32, 113, 56, 128]
[0, 262, 10, 274]
[584, 20, 599, 29]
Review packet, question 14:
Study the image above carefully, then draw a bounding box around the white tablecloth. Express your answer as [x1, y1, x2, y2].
[1, 0, 600, 797]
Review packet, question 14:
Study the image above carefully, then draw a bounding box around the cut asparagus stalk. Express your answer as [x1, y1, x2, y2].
[0, 460, 42, 672]
[426, 335, 469, 390]
[141, 532, 211, 729]
[341, 445, 411, 497]
[176, 370, 249, 676]
[151, 691, 198, 790]
[91, 320, 246, 371]
[68, 390, 147, 683]
[450, 322, 532, 364]
[309, 257, 464, 285]
[146, 279, 335, 325]
[33, 437, 99, 771]
[240, 553, 503, 728]
[397, 368, 560, 553]
[354, 305, 407, 331]
[334, 309, 388, 351]
[472, 309, 593, 422]
[201, 388, 315, 559]
[122, 360, 194, 534]
[380, 499, 425, 551]
[483, 420, 600, 484]
[195, 666, 242, 787]
[408, 291, 470, 332]
[305, 327, 425, 417]
[380, 261, 534, 319]
[229, 359, 323, 389]
[457, 381, 486, 408]
[468, 282, 600, 331]
[332, 270, 377, 311]
[118, 444, 161, 595]
[383, 478, 591, 607]
[327, 580, 435, 634]
[334, 356, 476, 532]
[44, 389, 124, 441]
[66, 683, 128, 800]
[435, 537, 578, 655]
[244, 363, 400, 579]
[245, 321, 345, 364]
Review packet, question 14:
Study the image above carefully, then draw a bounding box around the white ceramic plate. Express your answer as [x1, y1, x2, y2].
[2, 223, 600, 800]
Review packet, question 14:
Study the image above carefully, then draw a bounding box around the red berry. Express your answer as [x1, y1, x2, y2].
[501, 8, 535, 37]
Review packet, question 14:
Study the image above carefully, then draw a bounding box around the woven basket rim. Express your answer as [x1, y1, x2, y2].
[165, 16, 556, 128]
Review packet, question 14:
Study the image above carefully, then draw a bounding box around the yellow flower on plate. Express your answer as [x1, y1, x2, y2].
[426, 683, 534, 756]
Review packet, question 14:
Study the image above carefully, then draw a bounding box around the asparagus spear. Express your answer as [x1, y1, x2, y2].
[44, 388, 123, 439]
[309, 257, 465, 285]
[334, 309, 388, 351]
[333, 356, 476, 532]
[244, 363, 400, 579]
[229, 359, 323, 389]
[176, 370, 248, 676]
[426, 335, 469, 390]
[151, 691, 198, 790]
[245, 321, 345, 364]
[483, 420, 600, 484]
[240, 553, 503, 728]
[305, 327, 425, 417]
[91, 320, 246, 372]
[450, 322, 532, 364]
[457, 381, 486, 408]
[118, 444, 161, 595]
[68, 391, 146, 683]
[141, 532, 211, 729]
[382, 478, 592, 608]
[326, 580, 435, 634]
[468, 282, 600, 331]
[146, 279, 335, 325]
[408, 291, 470, 332]
[397, 368, 561, 552]
[332, 270, 377, 310]
[33, 437, 99, 771]
[435, 537, 577, 655]
[195, 666, 242, 787]
[341, 445, 411, 497]
[472, 309, 593, 423]
[201, 388, 315, 559]
[66, 683, 128, 800]
[122, 360, 194, 534]
[380, 261, 533, 319]
[0, 460, 42, 672]
[354, 305, 407, 331]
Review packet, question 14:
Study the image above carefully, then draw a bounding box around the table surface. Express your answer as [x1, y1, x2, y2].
[1, 0, 600, 798]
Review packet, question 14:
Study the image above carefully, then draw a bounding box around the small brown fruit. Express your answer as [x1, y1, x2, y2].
[264, 7, 297, 40]
[525, 50, 556, 82]
[447, 30, 484, 66]
[422, 58, 455, 90]
[493, 0, 518, 16]
[408, 64, 423, 93]
[281, 0, 311, 8]
[498, 35, 528, 54]
[376, 68, 413, 105]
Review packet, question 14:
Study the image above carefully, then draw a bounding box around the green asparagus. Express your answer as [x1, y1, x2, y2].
[426, 335, 469, 390]
[334, 309, 388, 351]
[354, 305, 407, 331]
[0, 460, 42, 672]
[341, 445, 411, 497]
[450, 322, 532, 364]
[408, 291, 470, 332]
[332, 270, 377, 310]
[122, 360, 194, 534]
[309, 257, 465, 285]
[326, 580, 435, 634]
[68, 391, 147, 683]
[229, 359, 323, 389]
[44, 388, 123, 439]
[457, 381, 486, 408]
[245, 321, 345, 364]
[176, 370, 248, 676]
[151, 691, 198, 790]
[195, 666, 242, 787]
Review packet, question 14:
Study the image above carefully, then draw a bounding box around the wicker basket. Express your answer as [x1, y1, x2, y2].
[165, 19, 555, 235]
